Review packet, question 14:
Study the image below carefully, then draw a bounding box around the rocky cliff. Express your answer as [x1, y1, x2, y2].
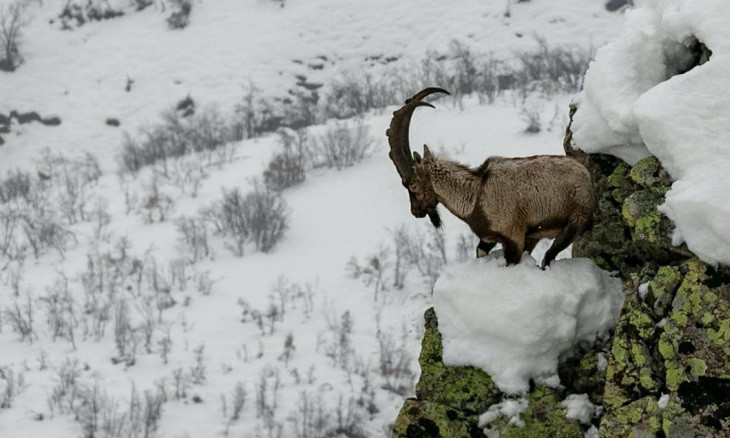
[392, 106, 730, 438]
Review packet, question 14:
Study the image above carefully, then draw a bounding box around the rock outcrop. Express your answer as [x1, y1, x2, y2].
[392, 106, 730, 437]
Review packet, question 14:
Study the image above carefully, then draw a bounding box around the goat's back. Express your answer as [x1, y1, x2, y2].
[481, 155, 594, 228]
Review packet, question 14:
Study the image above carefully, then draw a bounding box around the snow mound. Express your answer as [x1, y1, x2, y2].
[561, 393, 598, 425]
[433, 253, 624, 394]
[572, 0, 730, 266]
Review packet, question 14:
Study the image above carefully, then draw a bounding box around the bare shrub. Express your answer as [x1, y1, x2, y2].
[520, 100, 543, 133]
[57, 0, 124, 29]
[323, 69, 398, 119]
[176, 217, 210, 262]
[232, 82, 285, 140]
[0, 0, 30, 72]
[120, 107, 232, 175]
[189, 344, 206, 385]
[513, 35, 591, 97]
[286, 390, 367, 438]
[38, 150, 102, 224]
[0, 169, 32, 203]
[347, 247, 390, 302]
[48, 367, 166, 438]
[312, 119, 373, 170]
[167, 0, 192, 29]
[0, 366, 26, 409]
[139, 173, 174, 223]
[263, 129, 309, 192]
[376, 320, 415, 397]
[212, 184, 288, 256]
[41, 274, 78, 348]
[3, 291, 36, 342]
[323, 311, 354, 371]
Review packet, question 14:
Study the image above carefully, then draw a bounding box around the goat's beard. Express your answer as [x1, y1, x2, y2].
[427, 210, 442, 228]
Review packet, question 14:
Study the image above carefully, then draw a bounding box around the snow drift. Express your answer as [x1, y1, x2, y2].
[433, 253, 624, 394]
[572, 0, 730, 265]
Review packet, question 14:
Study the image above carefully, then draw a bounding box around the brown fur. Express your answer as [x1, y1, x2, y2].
[409, 148, 595, 267]
[387, 88, 595, 267]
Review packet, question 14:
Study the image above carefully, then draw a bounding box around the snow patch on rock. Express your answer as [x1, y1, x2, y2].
[433, 252, 624, 394]
[572, 0, 730, 266]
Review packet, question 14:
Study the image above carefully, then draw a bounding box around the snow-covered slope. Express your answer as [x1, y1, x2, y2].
[0, 1, 624, 437]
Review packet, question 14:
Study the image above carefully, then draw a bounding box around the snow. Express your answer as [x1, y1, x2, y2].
[0, 0, 627, 436]
[478, 397, 528, 428]
[434, 252, 624, 394]
[638, 281, 650, 300]
[561, 393, 598, 425]
[571, 0, 730, 266]
[658, 393, 670, 410]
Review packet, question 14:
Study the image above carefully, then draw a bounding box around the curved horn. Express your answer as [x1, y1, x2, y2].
[386, 88, 450, 186]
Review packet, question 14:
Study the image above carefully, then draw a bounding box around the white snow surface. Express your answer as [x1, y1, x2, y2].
[434, 252, 624, 394]
[478, 397, 528, 428]
[0, 1, 627, 437]
[572, 0, 730, 266]
[561, 393, 598, 425]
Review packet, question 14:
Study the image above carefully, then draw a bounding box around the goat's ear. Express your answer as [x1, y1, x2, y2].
[423, 145, 432, 160]
[413, 151, 422, 164]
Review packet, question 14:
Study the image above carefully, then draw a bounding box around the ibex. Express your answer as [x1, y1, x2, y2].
[386, 88, 595, 268]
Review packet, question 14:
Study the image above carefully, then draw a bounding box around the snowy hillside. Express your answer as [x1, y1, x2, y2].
[0, 1, 623, 437]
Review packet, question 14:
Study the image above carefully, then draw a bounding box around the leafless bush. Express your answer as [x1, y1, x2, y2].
[120, 107, 232, 175]
[322, 310, 354, 371]
[212, 184, 289, 256]
[513, 35, 591, 97]
[263, 129, 309, 192]
[41, 274, 79, 348]
[176, 217, 210, 262]
[113, 300, 139, 367]
[48, 368, 166, 438]
[190, 344, 206, 385]
[323, 69, 399, 119]
[229, 382, 247, 422]
[286, 390, 367, 438]
[38, 150, 102, 224]
[3, 291, 35, 342]
[168, 154, 210, 197]
[347, 247, 390, 302]
[520, 100, 543, 133]
[139, 173, 174, 223]
[57, 0, 124, 29]
[455, 233, 476, 262]
[0, 169, 32, 203]
[232, 82, 285, 139]
[0, 366, 26, 409]
[167, 0, 192, 29]
[376, 321, 415, 397]
[255, 366, 281, 426]
[312, 119, 373, 170]
[0, 0, 30, 72]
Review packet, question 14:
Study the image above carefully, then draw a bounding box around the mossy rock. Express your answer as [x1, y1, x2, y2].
[558, 347, 607, 405]
[659, 259, 730, 390]
[603, 285, 664, 410]
[415, 308, 501, 414]
[483, 386, 584, 438]
[392, 399, 486, 438]
[600, 396, 663, 438]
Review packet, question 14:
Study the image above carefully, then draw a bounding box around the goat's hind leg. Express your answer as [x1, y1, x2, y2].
[476, 240, 497, 258]
[541, 220, 583, 269]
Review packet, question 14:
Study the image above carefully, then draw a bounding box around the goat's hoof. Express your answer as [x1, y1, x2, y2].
[476, 248, 487, 258]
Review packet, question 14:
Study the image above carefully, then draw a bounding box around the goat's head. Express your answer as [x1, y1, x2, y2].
[386, 88, 449, 227]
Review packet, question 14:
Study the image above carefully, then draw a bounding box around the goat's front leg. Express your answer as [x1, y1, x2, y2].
[476, 240, 497, 258]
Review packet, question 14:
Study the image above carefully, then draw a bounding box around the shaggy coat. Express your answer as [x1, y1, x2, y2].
[387, 88, 595, 267]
